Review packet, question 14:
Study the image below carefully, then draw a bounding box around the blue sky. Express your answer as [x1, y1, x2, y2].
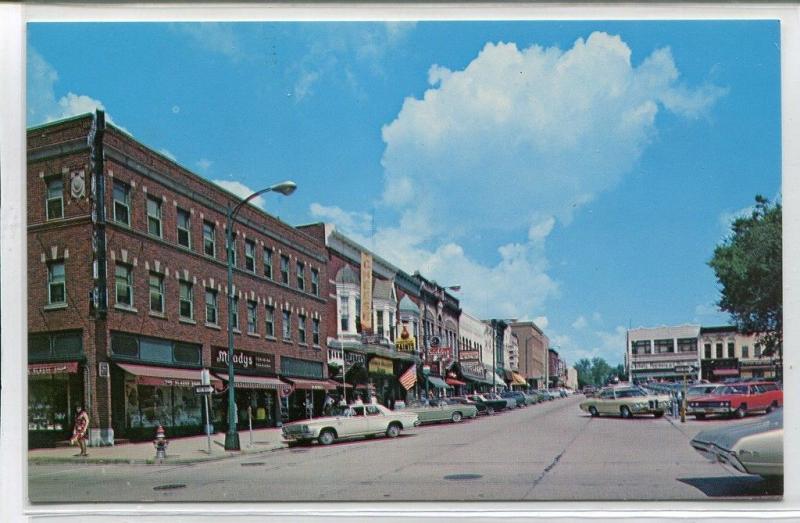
[27, 21, 781, 367]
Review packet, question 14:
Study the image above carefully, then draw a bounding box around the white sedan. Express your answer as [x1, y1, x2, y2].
[282, 404, 420, 446]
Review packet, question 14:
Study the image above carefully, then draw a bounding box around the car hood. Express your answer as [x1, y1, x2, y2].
[692, 409, 782, 450]
[691, 393, 729, 402]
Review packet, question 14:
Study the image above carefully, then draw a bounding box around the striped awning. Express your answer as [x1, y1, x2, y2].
[511, 372, 528, 386]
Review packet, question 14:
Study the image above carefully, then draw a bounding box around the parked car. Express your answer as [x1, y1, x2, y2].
[529, 390, 549, 402]
[485, 392, 517, 409]
[465, 394, 508, 414]
[579, 386, 668, 418]
[281, 404, 419, 446]
[687, 382, 782, 419]
[399, 398, 478, 424]
[500, 391, 528, 407]
[582, 386, 597, 396]
[687, 384, 723, 398]
[690, 408, 782, 478]
[521, 392, 540, 405]
[450, 396, 488, 415]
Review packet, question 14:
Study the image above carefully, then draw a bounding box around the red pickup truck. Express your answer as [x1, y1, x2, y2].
[687, 381, 782, 419]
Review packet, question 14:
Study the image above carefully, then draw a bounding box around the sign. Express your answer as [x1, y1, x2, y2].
[459, 350, 480, 362]
[369, 357, 394, 375]
[360, 253, 373, 331]
[212, 347, 275, 373]
[28, 362, 79, 376]
[428, 346, 453, 360]
[344, 351, 366, 367]
[428, 335, 441, 348]
[395, 337, 416, 352]
[194, 385, 214, 395]
[674, 365, 694, 374]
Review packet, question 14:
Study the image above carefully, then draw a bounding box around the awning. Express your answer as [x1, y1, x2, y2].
[493, 373, 506, 386]
[426, 376, 452, 389]
[445, 377, 467, 386]
[215, 372, 288, 391]
[713, 368, 740, 377]
[326, 380, 353, 389]
[511, 372, 528, 386]
[118, 363, 221, 388]
[285, 378, 336, 391]
[28, 361, 80, 376]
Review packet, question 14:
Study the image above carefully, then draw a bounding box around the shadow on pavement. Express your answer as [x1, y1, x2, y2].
[678, 475, 783, 498]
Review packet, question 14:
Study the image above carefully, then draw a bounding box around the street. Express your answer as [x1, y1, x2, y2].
[28, 395, 782, 503]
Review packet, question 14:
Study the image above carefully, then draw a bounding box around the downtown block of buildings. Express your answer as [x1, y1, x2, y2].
[26, 112, 572, 447]
[626, 324, 781, 384]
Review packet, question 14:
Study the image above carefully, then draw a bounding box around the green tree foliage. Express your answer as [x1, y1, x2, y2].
[574, 358, 592, 388]
[573, 357, 619, 387]
[709, 196, 782, 355]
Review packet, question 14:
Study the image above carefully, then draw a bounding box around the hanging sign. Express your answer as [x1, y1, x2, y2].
[360, 253, 373, 331]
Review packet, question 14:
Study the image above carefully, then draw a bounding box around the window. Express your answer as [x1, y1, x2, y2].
[46, 178, 63, 220]
[355, 297, 361, 332]
[298, 315, 307, 343]
[179, 281, 193, 319]
[203, 221, 216, 257]
[632, 340, 650, 355]
[113, 180, 131, 225]
[115, 264, 133, 306]
[149, 273, 164, 313]
[280, 255, 290, 284]
[376, 310, 384, 337]
[265, 305, 275, 337]
[704, 343, 712, 359]
[715, 343, 723, 359]
[340, 296, 349, 331]
[311, 268, 319, 295]
[296, 261, 305, 290]
[247, 301, 257, 334]
[47, 262, 66, 305]
[245, 240, 256, 272]
[755, 345, 762, 358]
[282, 310, 291, 340]
[727, 342, 735, 358]
[742, 345, 749, 358]
[263, 247, 273, 279]
[231, 297, 239, 330]
[677, 338, 696, 353]
[312, 318, 320, 345]
[176, 208, 191, 248]
[205, 289, 218, 325]
[227, 236, 237, 267]
[654, 339, 673, 353]
[146, 196, 162, 237]
[389, 312, 395, 341]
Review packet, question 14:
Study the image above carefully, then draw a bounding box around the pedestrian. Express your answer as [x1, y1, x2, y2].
[70, 405, 89, 457]
[323, 393, 334, 416]
[353, 394, 364, 406]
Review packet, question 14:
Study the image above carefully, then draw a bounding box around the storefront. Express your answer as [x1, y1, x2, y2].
[280, 356, 326, 421]
[510, 371, 528, 389]
[28, 330, 85, 448]
[739, 360, 778, 379]
[456, 362, 494, 393]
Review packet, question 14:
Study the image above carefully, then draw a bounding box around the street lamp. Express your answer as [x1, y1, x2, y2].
[224, 180, 297, 451]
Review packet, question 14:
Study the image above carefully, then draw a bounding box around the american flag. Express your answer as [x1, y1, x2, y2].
[399, 364, 417, 390]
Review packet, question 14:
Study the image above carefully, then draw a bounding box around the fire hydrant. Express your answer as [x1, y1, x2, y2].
[153, 425, 168, 460]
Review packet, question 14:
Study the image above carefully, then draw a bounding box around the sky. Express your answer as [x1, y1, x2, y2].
[26, 20, 782, 367]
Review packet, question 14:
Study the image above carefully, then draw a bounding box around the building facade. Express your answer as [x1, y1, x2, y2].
[698, 326, 779, 380]
[456, 310, 495, 391]
[626, 325, 701, 383]
[509, 321, 548, 389]
[28, 113, 329, 447]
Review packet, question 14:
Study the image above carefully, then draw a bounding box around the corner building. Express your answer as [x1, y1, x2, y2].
[27, 113, 329, 447]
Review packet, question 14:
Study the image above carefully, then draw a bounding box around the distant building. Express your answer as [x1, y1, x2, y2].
[566, 367, 579, 390]
[509, 321, 548, 389]
[699, 326, 779, 380]
[626, 325, 701, 383]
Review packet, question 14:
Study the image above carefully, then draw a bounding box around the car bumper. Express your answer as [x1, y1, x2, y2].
[282, 431, 315, 441]
[690, 441, 748, 474]
[687, 406, 731, 414]
[413, 420, 421, 427]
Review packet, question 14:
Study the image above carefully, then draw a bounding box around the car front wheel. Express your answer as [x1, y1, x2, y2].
[318, 429, 336, 446]
[451, 411, 463, 423]
[386, 423, 401, 438]
[588, 406, 599, 417]
[487, 407, 495, 415]
[734, 406, 747, 419]
[620, 406, 632, 418]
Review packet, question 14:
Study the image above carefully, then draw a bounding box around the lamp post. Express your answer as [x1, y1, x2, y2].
[224, 180, 297, 451]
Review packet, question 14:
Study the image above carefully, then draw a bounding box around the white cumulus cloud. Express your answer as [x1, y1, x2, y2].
[212, 180, 266, 209]
[572, 316, 588, 330]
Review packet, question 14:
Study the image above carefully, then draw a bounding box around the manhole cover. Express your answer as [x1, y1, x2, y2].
[241, 462, 266, 466]
[443, 474, 483, 481]
[153, 484, 186, 491]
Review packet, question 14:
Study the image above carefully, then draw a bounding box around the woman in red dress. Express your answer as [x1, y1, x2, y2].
[70, 405, 90, 457]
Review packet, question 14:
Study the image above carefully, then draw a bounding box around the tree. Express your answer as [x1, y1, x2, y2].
[709, 195, 782, 356]
[590, 357, 612, 386]
[574, 358, 593, 388]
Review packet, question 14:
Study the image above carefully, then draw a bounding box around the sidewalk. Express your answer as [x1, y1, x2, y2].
[28, 427, 287, 465]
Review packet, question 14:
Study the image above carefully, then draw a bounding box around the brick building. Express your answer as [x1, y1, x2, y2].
[28, 112, 329, 447]
[509, 321, 548, 389]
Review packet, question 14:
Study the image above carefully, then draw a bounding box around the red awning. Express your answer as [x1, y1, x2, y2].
[326, 380, 353, 389]
[28, 361, 79, 376]
[445, 377, 467, 386]
[713, 368, 740, 376]
[286, 378, 336, 391]
[215, 373, 288, 392]
[118, 363, 221, 388]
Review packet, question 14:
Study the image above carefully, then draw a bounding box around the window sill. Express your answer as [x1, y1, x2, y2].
[205, 322, 221, 330]
[298, 343, 308, 348]
[148, 311, 167, 319]
[114, 304, 138, 313]
[282, 338, 293, 345]
[312, 345, 322, 351]
[247, 332, 261, 338]
[233, 328, 242, 335]
[43, 303, 68, 311]
[179, 317, 197, 325]
[264, 335, 277, 341]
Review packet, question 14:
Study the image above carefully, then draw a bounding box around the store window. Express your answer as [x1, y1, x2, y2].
[298, 315, 307, 344]
[205, 289, 218, 325]
[146, 196, 162, 237]
[179, 281, 193, 320]
[296, 261, 305, 290]
[176, 208, 191, 248]
[311, 269, 319, 295]
[46, 177, 63, 220]
[47, 261, 66, 305]
[203, 221, 216, 257]
[282, 310, 291, 340]
[245, 240, 256, 272]
[113, 180, 130, 225]
[111, 333, 201, 367]
[149, 273, 164, 313]
[263, 247, 273, 279]
[28, 331, 83, 361]
[280, 255, 290, 284]
[265, 305, 275, 337]
[312, 318, 320, 346]
[247, 301, 258, 334]
[115, 263, 133, 307]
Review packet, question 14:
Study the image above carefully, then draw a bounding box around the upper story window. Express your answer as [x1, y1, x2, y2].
[47, 261, 66, 305]
[113, 180, 131, 225]
[755, 345, 762, 358]
[247, 301, 258, 334]
[149, 273, 164, 313]
[179, 281, 193, 320]
[115, 263, 133, 307]
[46, 177, 64, 220]
[227, 235, 237, 267]
[704, 343, 712, 359]
[632, 340, 650, 355]
[265, 305, 275, 337]
[677, 338, 696, 353]
[298, 315, 307, 344]
[146, 196, 162, 237]
[340, 296, 349, 332]
[389, 312, 395, 341]
[727, 342, 735, 358]
[245, 240, 256, 272]
[231, 296, 239, 331]
[742, 345, 749, 358]
[311, 269, 319, 295]
[654, 339, 673, 354]
[176, 208, 191, 248]
[282, 310, 291, 340]
[203, 221, 216, 257]
[205, 289, 218, 325]
[376, 310, 384, 337]
[312, 318, 320, 346]
[263, 247, 273, 279]
[715, 343, 723, 359]
[296, 261, 305, 290]
[280, 255, 290, 284]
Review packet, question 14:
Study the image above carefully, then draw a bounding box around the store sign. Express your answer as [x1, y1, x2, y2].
[369, 357, 393, 375]
[360, 253, 373, 331]
[459, 350, 480, 362]
[28, 361, 79, 376]
[344, 351, 366, 367]
[428, 346, 453, 360]
[212, 347, 275, 373]
[395, 337, 416, 352]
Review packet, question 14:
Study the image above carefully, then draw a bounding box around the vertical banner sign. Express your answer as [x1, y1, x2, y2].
[360, 252, 373, 331]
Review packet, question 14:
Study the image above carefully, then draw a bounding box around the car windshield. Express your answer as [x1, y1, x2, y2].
[332, 406, 365, 417]
[719, 385, 748, 394]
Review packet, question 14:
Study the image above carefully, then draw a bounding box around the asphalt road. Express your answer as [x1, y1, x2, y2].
[28, 395, 782, 503]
